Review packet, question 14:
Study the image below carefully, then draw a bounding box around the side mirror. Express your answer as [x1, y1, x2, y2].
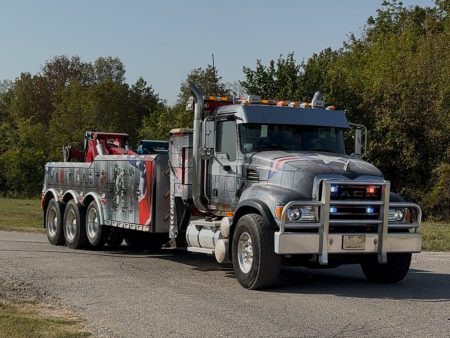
[204, 119, 215, 149]
[186, 96, 195, 112]
[200, 118, 215, 160]
[349, 123, 367, 158]
[354, 128, 362, 157]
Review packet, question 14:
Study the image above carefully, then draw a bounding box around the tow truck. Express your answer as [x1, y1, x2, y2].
[42, 85, 422, 289]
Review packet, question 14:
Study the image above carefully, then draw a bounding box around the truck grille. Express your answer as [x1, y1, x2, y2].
[327, 183, 383, 233]
[329, 184, 382, 200]
[328, 206, 380, 220]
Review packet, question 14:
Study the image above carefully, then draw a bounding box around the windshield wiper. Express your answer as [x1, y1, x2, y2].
[254, 145, 290, 151]
[307, 148, 338, 153]
[307, 148, 338, 154]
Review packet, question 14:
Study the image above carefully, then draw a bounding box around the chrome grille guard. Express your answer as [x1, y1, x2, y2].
[278, 180, 422, 265]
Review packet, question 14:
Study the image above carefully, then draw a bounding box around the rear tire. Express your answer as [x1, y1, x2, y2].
[45, 198, 65, 245]
[63, 200, 87, 249]
[361, 253, 412, 283]
[232, 213, 280, 290]
[85, 201, 109, 248]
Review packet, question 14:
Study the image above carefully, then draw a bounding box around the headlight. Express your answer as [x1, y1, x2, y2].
[276, 205, 316, 222]
[388, 209, 406, 223]
[287, 206, 316, 222]
[287, 207, 302, 221]
[394, 209, 405, 221]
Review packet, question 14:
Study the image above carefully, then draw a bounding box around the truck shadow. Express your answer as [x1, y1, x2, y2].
[274, 266, 450, 302]
[36, 245, 450, 302]
[153, 250, 450, 302]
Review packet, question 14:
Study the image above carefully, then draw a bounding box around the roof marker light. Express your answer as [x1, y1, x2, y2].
[311, 91, 324, 108]
[276, 100, 288, 107]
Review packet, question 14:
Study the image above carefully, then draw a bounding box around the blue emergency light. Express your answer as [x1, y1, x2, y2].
[330, 185, 339, 193]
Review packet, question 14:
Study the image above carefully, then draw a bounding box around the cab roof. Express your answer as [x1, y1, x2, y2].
[215, 104, 350, 128]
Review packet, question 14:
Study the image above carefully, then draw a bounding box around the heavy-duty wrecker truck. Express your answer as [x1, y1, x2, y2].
[42, 85, 422, 289]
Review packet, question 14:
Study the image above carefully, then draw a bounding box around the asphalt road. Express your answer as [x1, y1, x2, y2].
[0, 230, 449, 337]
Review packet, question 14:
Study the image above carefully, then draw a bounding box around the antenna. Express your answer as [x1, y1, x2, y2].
[212, 53, 218, 96]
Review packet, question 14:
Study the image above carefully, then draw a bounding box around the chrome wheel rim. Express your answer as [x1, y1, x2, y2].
[237, 231, 253, 273]
[47, 207, 58, 238]
[65, 209, 77, 242]
[87, 207, 99, 240]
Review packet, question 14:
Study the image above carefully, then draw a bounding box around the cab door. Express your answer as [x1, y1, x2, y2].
[207, 116, 242, 212]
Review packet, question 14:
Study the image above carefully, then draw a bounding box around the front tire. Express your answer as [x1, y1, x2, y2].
[63, 200, 87, 249]
[232, 213, 280, 290]
[45, 198, 65, 245]
[361, 253, 412, 283]
[85, 201, 109, 248]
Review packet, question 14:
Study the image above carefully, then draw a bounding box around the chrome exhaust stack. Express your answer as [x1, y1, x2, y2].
[190, 84, 209, 213]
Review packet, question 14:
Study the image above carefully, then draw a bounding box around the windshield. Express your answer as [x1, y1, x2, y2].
[238, 123, 346, 154]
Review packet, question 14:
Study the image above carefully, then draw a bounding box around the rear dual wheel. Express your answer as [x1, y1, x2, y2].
[85, 201, 109, 248]
[45, 199, 65, 245]
[45, 198, 111, 251]
[63, 200, 88, 249]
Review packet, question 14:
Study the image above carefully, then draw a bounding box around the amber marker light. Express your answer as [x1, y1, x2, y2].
[275, 206, 283, 221]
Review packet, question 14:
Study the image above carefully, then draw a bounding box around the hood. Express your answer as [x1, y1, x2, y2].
[245, 151, 383, 195]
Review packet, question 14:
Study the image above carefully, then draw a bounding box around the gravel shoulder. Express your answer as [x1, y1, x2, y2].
[1, 230, 450, 337]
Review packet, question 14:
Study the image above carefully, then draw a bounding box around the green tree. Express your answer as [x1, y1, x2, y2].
[94, 57, 126, 83]
[48, 81, 90, 158]
[177, 65, 229, 104]
[139, 105, 176, 141]
[42, 55, 95, 93]
[130, 77, 165, 143]
[1, 55, 166, 196]
[241, 52, 300, 99]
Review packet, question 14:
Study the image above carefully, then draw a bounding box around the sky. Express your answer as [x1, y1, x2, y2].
[0, 0, 435, 104]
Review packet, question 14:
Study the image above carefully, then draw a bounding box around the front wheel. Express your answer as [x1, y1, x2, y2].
[232, 213, 280, 290]
[361, 253, 412, 283]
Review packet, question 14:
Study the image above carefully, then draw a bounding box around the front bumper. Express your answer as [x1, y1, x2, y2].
[275, 232, 422, 254]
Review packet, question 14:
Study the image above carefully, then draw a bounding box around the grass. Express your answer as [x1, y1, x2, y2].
[0, 197, 90, 337]
[421, 221, 450, 251]
[0, 197, 448, 251]
[0, 298, 89, 338]
[0, 197, 43, 232]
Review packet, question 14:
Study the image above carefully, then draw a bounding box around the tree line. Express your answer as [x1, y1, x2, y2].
[0, 1, 449, 220]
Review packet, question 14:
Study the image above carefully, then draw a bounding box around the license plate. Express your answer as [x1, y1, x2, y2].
[342, 235, 366, 250]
